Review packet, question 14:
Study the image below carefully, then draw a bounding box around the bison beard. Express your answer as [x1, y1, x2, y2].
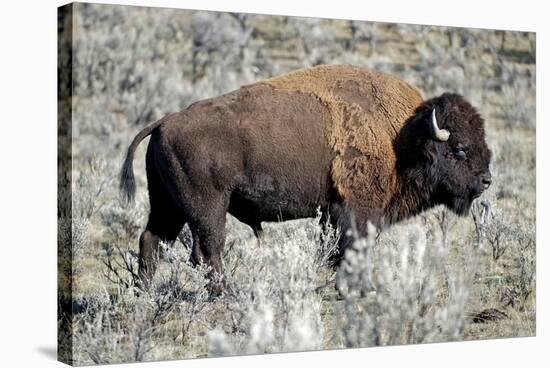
[120, 65, 492, 292]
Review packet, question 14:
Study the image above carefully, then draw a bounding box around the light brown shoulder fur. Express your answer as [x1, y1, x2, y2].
[258, 64, 423, 212]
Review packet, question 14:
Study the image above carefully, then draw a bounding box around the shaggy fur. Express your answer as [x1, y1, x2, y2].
[260, 65, 424, 222]
[120, 64, 492, 289]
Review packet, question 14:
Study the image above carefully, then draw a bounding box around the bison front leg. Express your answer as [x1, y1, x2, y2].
[326, 202, 378, 265]
[322, 202, 355, 265]
[332, 213, 356, 265]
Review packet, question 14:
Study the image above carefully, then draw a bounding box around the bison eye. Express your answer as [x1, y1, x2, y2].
[453, 147, 467, 160]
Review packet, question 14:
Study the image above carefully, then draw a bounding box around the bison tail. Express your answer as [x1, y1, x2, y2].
[119, 116, 169, 205]
[120, 150, 137, 205]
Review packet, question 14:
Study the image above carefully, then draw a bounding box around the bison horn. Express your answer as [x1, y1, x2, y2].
[430, 108, 450, 142]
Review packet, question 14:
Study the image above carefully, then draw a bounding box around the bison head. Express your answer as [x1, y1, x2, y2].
[397, 93, 492, 216]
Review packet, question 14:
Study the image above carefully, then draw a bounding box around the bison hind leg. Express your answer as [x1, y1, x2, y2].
[138, 207, 185, 289]
[138, 149, 186, 289]
[187, 195, 231, 297]
[227, 193, 264, 245]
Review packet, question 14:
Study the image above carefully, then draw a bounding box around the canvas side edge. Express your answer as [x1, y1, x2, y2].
[58, 3, 75, 366]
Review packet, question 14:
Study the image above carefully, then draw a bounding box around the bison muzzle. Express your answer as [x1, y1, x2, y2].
[120, 64, 492, 292]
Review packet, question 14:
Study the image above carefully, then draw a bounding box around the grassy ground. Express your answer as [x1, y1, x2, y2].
[58, 3, 535, 365]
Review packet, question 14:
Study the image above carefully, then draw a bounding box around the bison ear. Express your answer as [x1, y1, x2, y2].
[429, 108, 450, 142]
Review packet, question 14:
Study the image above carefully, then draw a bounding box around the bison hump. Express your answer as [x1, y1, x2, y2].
[259, 64, 422, 208]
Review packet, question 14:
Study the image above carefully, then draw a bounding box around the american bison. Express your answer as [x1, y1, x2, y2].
[120, 64, 492, 290]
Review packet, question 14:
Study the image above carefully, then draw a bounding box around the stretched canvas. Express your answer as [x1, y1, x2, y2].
[58, 2, 536, 366]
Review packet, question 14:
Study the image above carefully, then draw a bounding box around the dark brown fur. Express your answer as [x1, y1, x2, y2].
[120, 64, 492, 290]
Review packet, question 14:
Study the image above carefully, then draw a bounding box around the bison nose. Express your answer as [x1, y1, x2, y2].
[481, 172, 492, 190]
